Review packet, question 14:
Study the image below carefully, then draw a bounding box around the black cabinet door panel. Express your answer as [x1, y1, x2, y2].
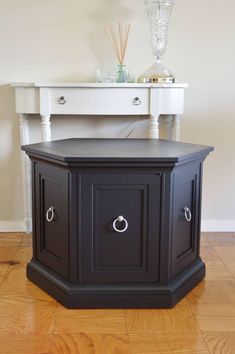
[171, 162, 201, 277]
[81, 173, 162, 284]
[34, 163, 69, 278]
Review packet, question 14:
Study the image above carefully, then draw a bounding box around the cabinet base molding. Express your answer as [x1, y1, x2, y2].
[27, 258, 205, 309]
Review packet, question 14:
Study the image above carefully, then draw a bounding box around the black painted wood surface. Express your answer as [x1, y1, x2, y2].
[81, 173, 161, 284]
[22, 138, 213, 163]
[22, 138, 214, 308]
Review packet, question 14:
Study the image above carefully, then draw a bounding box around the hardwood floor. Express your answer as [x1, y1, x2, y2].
[0, 232, 235, 353]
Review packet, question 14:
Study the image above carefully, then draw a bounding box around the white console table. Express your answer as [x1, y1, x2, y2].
[12, 82, 187, 232]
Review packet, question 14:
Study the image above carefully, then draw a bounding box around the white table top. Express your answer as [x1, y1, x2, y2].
[11, 82, 188, 88]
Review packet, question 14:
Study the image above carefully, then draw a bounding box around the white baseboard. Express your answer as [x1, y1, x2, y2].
[0, 219, 235, 233]
[0, 220, 26, 232]
[201, 220, 235, 232]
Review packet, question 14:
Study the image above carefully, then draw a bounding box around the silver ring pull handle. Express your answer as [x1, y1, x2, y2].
[57, 96, 66, 105]
[184, 206, 192, 222]
[46, 206, 55, 222]
[113, 215, 128, 233]
[132, 97, 141, 105]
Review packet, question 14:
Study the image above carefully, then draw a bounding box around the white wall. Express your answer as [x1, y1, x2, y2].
[0, 0, 234, 231]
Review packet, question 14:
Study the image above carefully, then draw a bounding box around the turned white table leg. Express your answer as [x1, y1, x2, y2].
[172, 114, 181, 141]
[41, 115, 51, 142]
[149, 115, 160, 139]
[19, 113, 32, 233]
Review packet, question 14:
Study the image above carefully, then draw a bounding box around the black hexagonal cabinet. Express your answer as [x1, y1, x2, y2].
[22, 138, 213, 308]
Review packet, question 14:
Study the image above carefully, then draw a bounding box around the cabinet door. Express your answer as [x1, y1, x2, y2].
[81, 173, 162, 284]
[34, 163, 69, 278]
[171, 162, 201, 277]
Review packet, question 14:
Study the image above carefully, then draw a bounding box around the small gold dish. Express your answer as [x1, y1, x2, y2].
[138, 75, 176, 84]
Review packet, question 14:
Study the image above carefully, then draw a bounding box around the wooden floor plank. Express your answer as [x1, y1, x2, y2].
[0, 233, 24, 246]
[200, 233, 212, 247]
[213, 246, 235, 278]
[125, 300, 199, 334]
[0, 303, 57, 335]
[54, 309, 127, 334]
[203, 332, 235, 354]
[20, 233, 32, 247]
[161, 333, 209, 353]
[0, 246, 18, 281]
[3, 247, 32, 283]
[0, 282, 57, 305]
[200, 245, 222, 263]
[204, 259, 234, 280]
[204, 232, 235, 247]
[129, 334, 162, 353]
[129, 333, 209, 354]
[214, 246, 235, 263]
[191, 303, 235, 332]
[187, 279, 235, 304]
[0, 335, 51, 354]
[221, 261, 235, 278]
[49, 333, 130, 354]
[191, 303, 235, 317]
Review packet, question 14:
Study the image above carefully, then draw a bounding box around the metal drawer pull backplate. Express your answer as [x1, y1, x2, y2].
[57, 96, 66, 105]
[113, 215, 128, 233]
[132, 97, 141, 105]
[46, 206, 55, 222]
[184, 206, 192, 222]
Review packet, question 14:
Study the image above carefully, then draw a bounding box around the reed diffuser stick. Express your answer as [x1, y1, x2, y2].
[122, 24, 131, 64]
[105, 23, 131, 65]
[104, 28, 119, 62]
[109, 25, 121, 63]
[118, 23, 124, 63]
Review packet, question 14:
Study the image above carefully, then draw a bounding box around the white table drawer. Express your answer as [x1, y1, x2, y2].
[50, 88, 149, 115]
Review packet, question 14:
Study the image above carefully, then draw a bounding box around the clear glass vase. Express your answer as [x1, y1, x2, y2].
[139, 0, 176, 83]
[116, 64, 129, 83]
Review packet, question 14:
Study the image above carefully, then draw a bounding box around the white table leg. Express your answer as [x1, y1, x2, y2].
[41, 115, 51, 142]
[172, 114, 181, 141]
[19, 114, 32, 233]
[149, 115, 160, 139]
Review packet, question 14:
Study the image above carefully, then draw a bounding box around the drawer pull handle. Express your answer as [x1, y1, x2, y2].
[133, 97, 141, 105]
[184, 207, 192, 222]
[46, 206, 55, 222]
[57, 96, 66, 105]
[113, 215, 128, 233]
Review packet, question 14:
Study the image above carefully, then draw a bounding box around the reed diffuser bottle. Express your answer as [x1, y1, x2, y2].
[105, 24, 131, 83]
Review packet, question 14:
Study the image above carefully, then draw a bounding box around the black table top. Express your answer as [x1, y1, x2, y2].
[22, 138, 213, 163]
